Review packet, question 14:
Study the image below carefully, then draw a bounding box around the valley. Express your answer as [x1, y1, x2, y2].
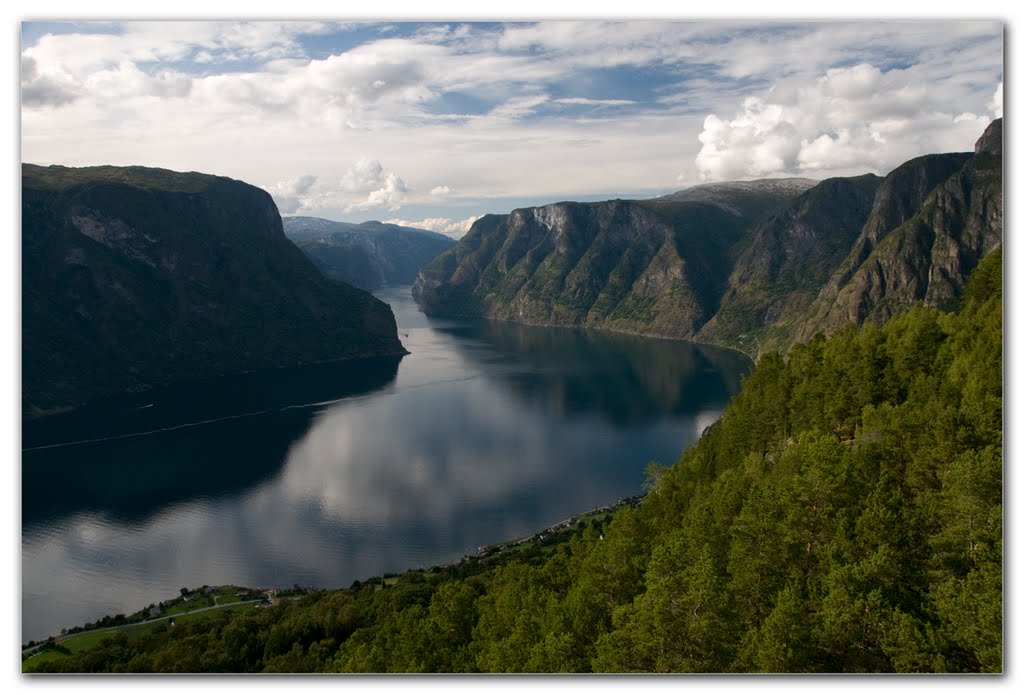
[19, 24, 1003, 671]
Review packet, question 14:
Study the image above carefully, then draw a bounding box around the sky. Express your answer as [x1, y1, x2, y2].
[19, 19, 1003, 238]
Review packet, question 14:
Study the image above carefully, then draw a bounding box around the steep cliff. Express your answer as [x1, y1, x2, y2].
[696, 174, 882, 353]
[22, 164, 407, 416]
[794, 119, 1002, 340]
[283, 217, 456, 291]
[413, 180, 815, 340]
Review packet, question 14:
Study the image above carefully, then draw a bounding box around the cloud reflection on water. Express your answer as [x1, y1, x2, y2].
[22, 289, 749, 642]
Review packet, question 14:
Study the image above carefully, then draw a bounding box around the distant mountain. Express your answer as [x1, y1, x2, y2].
[651, 177, 818, 216]
[414, 120, 1002, 357]
[413, 179, 815, 340]
[22, 164, 407, 417]
[283, 217, 456, 291]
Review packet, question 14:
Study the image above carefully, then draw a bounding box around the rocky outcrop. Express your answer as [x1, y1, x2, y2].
[283, 217, 456, 291]
[22, 164, 407, 416]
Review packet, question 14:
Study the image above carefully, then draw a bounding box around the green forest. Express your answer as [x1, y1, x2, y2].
[26, 249, 1002, 674]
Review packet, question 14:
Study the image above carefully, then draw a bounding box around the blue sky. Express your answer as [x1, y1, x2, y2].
[21, 19, 1003, 237]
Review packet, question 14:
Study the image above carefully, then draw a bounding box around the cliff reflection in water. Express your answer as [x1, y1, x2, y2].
[22, 356, 402, 526]
[275, 313, 753, 556]
[434, 319, 752, 424]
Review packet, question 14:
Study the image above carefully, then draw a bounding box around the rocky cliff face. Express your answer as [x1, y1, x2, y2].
[414, 180, 815, 340]
[22, 164, 407, 416]
[414, 120, 1002, 356]
[696, 174, 882, 353]
[283, 217, 456, 291]
[794, 119, 1002, 341]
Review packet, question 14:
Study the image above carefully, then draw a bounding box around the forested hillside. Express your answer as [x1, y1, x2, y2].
[28, 249, 1001, 674]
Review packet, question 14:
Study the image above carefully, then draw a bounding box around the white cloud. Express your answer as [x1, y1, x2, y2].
[695, 98, 803, 180]
[23, 21, 334, 76]
[429, 185, 452, 197]
[339, 158, 409, 212]
[555, 97, 635, 107]
[694, 63, 998, 182]
[264, 163, 410, 215]
[989, 81, 1003, 118]
[267, 174, 319, 214]
[487, 94, 550, 120]
[384, 215, 482, 239]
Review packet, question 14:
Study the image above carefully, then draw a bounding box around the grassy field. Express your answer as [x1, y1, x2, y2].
[172, 602, 256, 625]
[214, 585, 242, 600]
[23, 599, 260, 672]
[23, 622, 151, 670]
[164, 593, 214, 616]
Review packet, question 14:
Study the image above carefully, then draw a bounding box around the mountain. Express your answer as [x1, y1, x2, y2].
[22, 164, 407, 417]
[283, 217, 456, 291]
[793, 120, 1002, 341]
[414, 120, 1002, 356]
[695, 174, 883, 353]
[413, 179, 816, 340]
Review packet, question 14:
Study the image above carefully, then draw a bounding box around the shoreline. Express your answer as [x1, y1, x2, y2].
[22, 494, 645, 651]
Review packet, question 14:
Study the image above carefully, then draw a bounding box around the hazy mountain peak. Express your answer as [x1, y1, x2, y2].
[654, 177, 819, 217]
[283, 215, 456, 291]
[671, 177, 819, 196]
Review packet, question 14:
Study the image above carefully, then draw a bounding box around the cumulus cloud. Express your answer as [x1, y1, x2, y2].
[696, 98, 802, 180]
[429, 185, 452, 197]
[384, 215, 482, 239]
[21, 75, 80, 108]
[297, 47, 437, 122]
[989, 82, 1003, 118]
[20, 54, 80, 107]
[20, 22, 439, 136]
[694, 63, 997, 181]
[267, 174, 319, 214]
[340, 158, 409, 212]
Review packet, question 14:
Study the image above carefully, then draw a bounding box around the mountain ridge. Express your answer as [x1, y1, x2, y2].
[414, 120, 1002, 356]
[413, 179, 817, 342]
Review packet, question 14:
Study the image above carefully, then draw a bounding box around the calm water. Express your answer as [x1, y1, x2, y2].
[21, 286, 750, 643]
